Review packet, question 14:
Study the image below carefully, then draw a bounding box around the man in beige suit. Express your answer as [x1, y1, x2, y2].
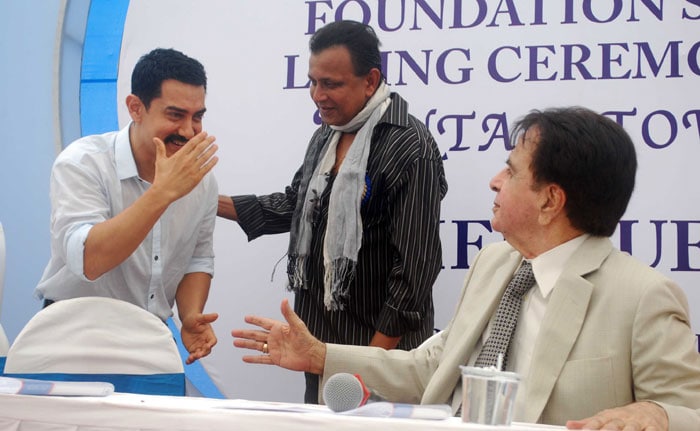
[232, 107, 700, 430]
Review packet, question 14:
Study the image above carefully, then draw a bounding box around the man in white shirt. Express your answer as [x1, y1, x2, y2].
[232, 107, 700, 430]
[35, 48, 219, 364]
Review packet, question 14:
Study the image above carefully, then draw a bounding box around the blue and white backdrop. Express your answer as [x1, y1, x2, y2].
[3, 0, 700, 403]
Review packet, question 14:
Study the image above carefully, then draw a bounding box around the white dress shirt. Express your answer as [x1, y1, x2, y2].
[34, 123, 217, 321]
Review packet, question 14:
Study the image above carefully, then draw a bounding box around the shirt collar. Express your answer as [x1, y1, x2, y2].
[115, 122, 140, 181]
[380, 92, 409, 128]
[529, 234, 590, 298]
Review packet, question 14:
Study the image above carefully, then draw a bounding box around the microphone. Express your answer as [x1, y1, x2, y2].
[322, 373, 452, 420]
[323, 373, 385, 412]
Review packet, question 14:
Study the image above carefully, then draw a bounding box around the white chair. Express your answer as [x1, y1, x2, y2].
[0, 222, 9, 357]
[4, 296, 185, 395]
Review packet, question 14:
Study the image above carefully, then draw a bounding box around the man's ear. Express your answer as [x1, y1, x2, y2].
[126, 94, 144, 122]
[538, 183, 566, 225]
[365, 68, 382, 96]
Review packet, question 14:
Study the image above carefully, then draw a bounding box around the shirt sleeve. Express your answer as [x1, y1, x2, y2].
[186, 173, 217, 277]
[51, 158, 111, 282]
[232, 165, 305, 241]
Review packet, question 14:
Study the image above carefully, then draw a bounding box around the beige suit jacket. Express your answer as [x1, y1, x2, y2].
[323, 236, 700, 430]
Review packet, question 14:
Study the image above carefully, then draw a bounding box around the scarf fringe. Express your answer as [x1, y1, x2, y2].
[287, 255, 306, 293]
[323, 257, 356, 311]
[287, 255, 356, 311]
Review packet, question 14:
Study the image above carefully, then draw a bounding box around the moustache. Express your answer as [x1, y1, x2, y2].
[164, 134, 188, 146]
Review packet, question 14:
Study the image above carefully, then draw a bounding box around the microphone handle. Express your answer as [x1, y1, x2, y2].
[366, 389, 387, 403]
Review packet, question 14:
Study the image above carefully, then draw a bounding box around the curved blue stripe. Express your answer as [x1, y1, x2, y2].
[81, 0, 224, 399]
[80, 0, 129, 136]
[167, 318, 225, 399]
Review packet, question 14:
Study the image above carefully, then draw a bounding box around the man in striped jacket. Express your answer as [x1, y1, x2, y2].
[218, 20, 448, 403]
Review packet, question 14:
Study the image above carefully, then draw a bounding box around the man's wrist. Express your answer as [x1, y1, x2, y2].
[309, 341, 327, 375]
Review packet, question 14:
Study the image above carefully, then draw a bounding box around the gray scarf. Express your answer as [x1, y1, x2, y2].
[288, 82, 391, 310]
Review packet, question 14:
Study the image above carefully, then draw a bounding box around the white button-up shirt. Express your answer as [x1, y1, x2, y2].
[35, 124, 217, 321]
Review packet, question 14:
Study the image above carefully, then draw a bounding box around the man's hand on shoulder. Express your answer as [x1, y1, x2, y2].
[566, 401, 668, 431]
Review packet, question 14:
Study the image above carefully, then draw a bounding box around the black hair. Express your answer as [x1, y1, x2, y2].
[309, 20, 382, 77]
[131, 48, 206, 109]
[511, 107, 637, 237]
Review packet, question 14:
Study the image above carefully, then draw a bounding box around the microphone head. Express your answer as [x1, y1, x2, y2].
[323, 373, 366, 412]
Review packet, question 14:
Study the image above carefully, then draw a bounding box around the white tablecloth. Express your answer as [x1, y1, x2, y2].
[0, 392, 566, 431]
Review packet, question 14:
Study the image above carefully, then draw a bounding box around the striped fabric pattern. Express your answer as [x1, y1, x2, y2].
[233, 93, 447, 350]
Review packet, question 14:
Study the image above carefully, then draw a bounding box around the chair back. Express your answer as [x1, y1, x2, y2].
[4, 296, 185, 395]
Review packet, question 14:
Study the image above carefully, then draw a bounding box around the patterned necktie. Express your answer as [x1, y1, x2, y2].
[474, 260, 536, 370]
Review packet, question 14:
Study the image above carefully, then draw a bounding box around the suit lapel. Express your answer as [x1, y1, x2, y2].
[521, 274, 592, 422]
[521, 237, 613, 423]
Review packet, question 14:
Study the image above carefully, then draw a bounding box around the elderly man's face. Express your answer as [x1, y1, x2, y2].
[307, 45, 378, 126]
[488, 128, 545, 250]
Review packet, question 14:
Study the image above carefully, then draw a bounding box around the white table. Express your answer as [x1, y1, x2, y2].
[0, 392, 566, 431]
